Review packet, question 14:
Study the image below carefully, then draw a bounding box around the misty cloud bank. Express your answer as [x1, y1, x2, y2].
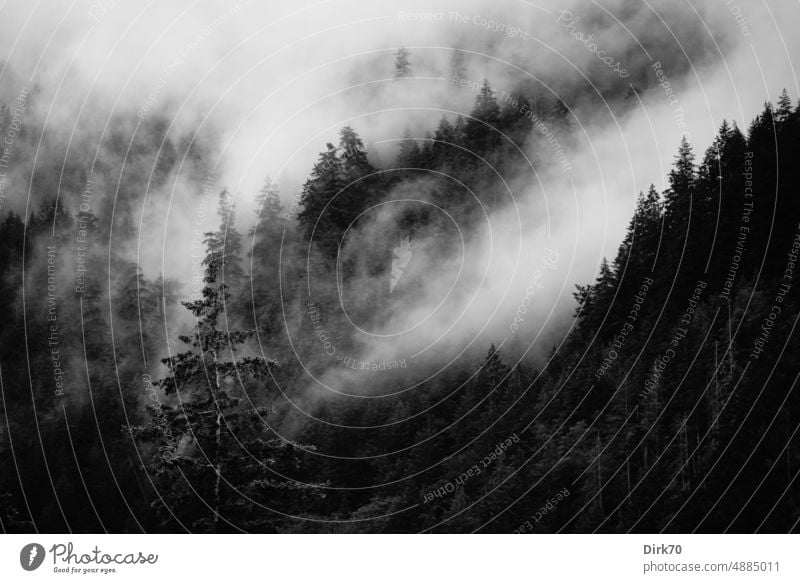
[0, 0, 796, 405]
[1, 0, 799, 534]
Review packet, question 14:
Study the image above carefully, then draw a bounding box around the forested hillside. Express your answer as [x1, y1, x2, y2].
[1, 83, 798, 533]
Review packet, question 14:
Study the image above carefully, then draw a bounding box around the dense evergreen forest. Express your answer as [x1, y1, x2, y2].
[0, 81, 799, 533]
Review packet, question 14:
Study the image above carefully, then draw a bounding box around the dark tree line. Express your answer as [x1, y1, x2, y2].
[0, 83, 799, 532]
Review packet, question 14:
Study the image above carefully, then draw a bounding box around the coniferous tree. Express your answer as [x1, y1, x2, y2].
[253, 176, 284, 240]
[498, 92, 533, 147]
[614, 186, 662, 292]
[698, 121, 747, 288]
[215, 189, 245, 302]
[297, 143, 342, 255]
[338, 126, 373, 178]
[249, 177, 287, 335]
[665, 135, 697, 232]
[394, 47, 411, 78]
[397, 129, 421, 167]
[464, 80, 501, 154]
[662, 136, 701, 293]
[298, 127, 375, 258]
[132, 196, 318, 532]
[776, 88, 792, 123]
[432, 116, 456, 169]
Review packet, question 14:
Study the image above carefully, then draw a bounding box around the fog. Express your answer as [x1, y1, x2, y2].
[2, 0, 799, 405]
